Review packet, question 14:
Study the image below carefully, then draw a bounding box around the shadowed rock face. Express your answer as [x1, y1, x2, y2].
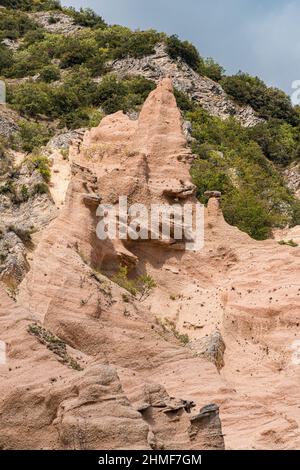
[188, 330, 226, 371]
[28, 12, 82, 35]
[189, 405, 224, 450]
[0, 78, 300, 450]
[284, 162, 300, 200]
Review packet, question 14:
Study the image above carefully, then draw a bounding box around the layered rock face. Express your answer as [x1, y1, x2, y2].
[284, 162, 300, 200]
[112, 44, 262, 127]
[0, 106, 19, 139]
[28, 11, 82, 35]
[0, 79, 300, 450]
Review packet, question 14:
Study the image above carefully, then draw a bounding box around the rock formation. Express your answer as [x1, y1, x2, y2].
[0, 78, 300, 450]
[29, 11, 82, 35]
[0, 106, 19, 139]
[112, 44, 262, 127]
[284, 162, 300, 200]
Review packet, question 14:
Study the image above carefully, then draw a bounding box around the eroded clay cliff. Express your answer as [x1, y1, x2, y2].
[0, 79, 300, 450]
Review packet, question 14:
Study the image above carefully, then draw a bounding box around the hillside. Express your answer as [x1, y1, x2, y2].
[1, 0, 300, 242]
[0, 0, 300, 452]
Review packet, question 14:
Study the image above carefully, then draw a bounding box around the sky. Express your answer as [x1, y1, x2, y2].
[62, 0, 300, 95]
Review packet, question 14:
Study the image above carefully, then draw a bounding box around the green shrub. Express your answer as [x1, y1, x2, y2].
[135, 274, 157, 301]
[6, 48, 48, 77]
[22, 28, 45, 46]
[14, 119, 52, 152]
[8, 81, 53, 117]
[278, 239, 299, 247]
[202, 57, 225, 82]
[221, 73, 299, 125]
[222, 191, 272, 240]
[0, 180, 13, 195]
[0, 9, 37, 40]
[28, 155, 51, 182]
[88, 109, 104, 128]
[249, 121, 298, 165]
[1, 0, 61, 11]
[186, 102, 300, 239]
[94, 75, 127, 114]
[94, 25, 162, 60]
[122, 76, 156, 110]
[20, 184, 29, 201]
[191, 158, 233, 203]
[94, 74, 155, 114]
[0, 45, 13, 74]
[67, 7, 106, 28]
[57, 35, 105, 74]
[174, 89, 195, 112]
[39, 64, 60, 82]
[112, 265, 138, 296]
[166, 34, 203, 71]
[58, 109, 90, 129]
[112, 265, 156, 301]
[32, 182, 49, 195]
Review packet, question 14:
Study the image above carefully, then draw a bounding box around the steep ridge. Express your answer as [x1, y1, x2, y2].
[112, 44, 262, 127]
[0, 79, 299, 450]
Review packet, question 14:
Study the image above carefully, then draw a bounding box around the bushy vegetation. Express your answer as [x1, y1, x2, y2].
[0, 4, 222, 81]
[184, 101, 300, 239]
[94, 26, 163, 60]
[38, 64, 60, 82]
[112, 265, 156, 301]
[249, 120, 300, 165]
[166, 34, 202, 71]
[221, 73, 299, 125]
[13, 119, 53, 152]
[94, 74, 156, 114]
[278, 239, 298, 248]
[28, 323, 83, 371]
[67, 7, 106, 28]
[0, 0, 61, 12]
[0, 8, 38, 40]
[27, 155, 51, 181]
[0, 44, 13, 73]
[0, 138, 11, 175]
[166, 35, 224, 81]
[8, 71, 155, 127]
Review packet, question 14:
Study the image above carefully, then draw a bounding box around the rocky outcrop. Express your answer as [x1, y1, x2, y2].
[283, 162, 300, 199]
[0, 157, 56, 288]
[1, 38, 20, 51]
[0, 107, 19, 139]
[29, 12, 82, 35]
[188, 330, 226, 371]
[0, 231, 29, 290]
[135, 383, 220, 450]
[47, 129, 86, 151]
[189, 404, 224, 450]
[111, 44, 262, 127]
